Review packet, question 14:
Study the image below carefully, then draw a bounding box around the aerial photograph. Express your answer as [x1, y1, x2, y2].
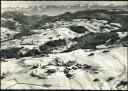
[1, 1, 128, 90]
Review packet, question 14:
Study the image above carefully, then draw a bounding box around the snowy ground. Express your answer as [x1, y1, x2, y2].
[1, 46, 127, 90]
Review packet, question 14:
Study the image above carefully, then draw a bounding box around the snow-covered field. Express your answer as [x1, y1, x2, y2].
[1, 47, 127, 90]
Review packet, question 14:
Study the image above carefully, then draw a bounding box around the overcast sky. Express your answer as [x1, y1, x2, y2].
[2, 1, 127, 8]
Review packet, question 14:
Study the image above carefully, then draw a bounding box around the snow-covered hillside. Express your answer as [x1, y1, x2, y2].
[1, 27, 19, 41]
[1, 47, 127, 90]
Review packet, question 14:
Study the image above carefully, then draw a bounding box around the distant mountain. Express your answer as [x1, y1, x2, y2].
[2, 4, 127, 16]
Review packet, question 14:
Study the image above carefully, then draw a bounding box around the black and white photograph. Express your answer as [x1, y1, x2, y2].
[1, 0, 128, 90]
